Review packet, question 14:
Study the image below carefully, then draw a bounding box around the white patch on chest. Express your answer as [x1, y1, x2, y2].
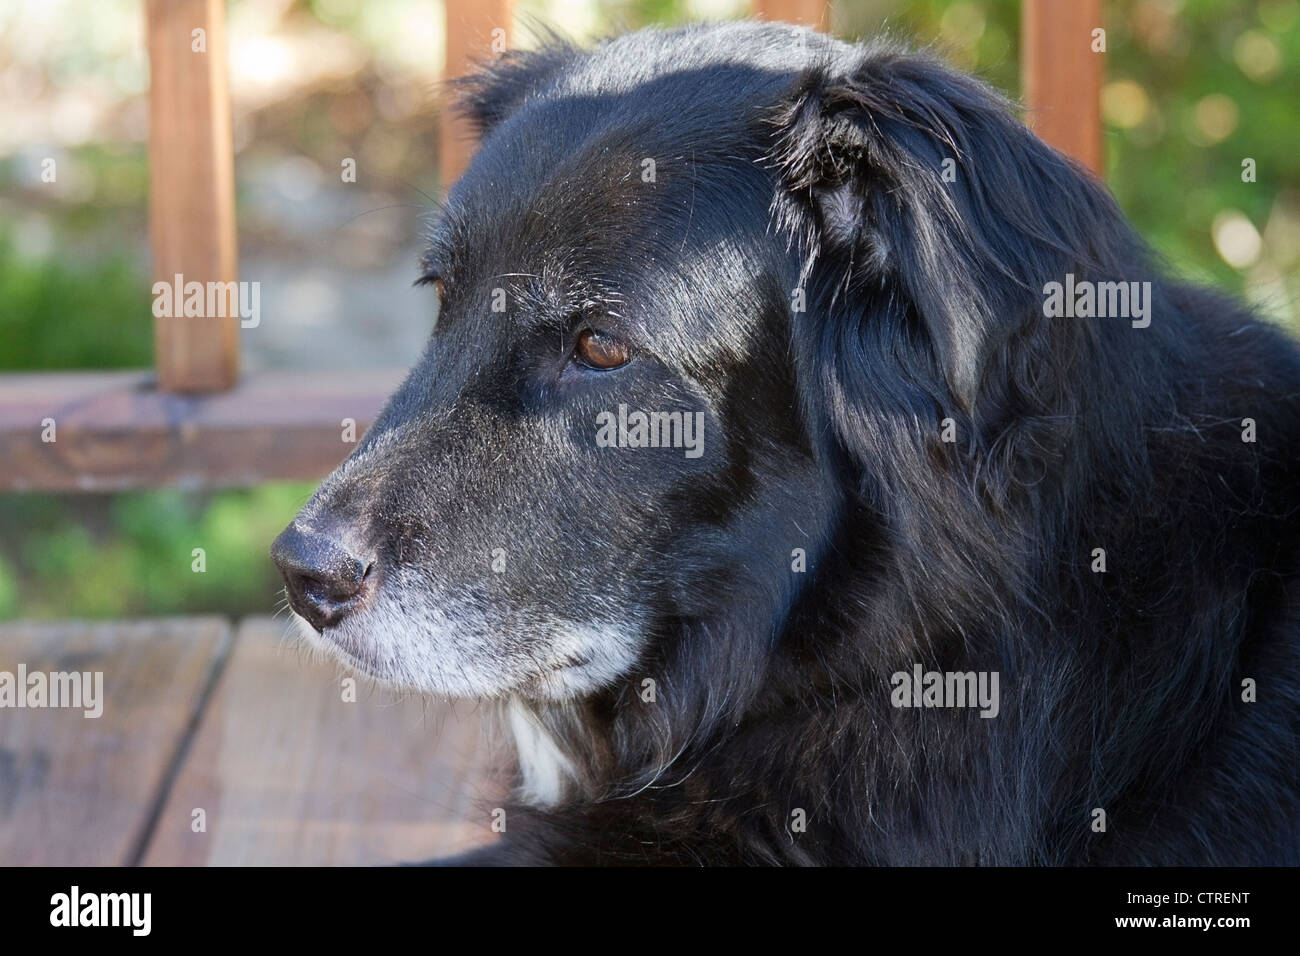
[507, 697, 576, 807]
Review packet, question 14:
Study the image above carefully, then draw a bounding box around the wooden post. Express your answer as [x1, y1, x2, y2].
[145, 0, 239, 393]
[441, 0, 514, 188]
[1021, 0, 1105, 176]
[753, 0, 830, 29]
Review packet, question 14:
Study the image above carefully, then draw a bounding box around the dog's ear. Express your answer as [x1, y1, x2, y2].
[454, 39, 578, 137]
[768, 49, 1131, 410]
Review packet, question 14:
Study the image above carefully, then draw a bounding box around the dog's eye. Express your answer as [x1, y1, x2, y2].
[574, 329, 631, 370]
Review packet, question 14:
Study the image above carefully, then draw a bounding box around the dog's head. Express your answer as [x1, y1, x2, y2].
[272, 22, 1136, 704]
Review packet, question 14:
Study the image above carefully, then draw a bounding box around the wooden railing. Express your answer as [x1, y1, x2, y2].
[0, 0, 1102, 492]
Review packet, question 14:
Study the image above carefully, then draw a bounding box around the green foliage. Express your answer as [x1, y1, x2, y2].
[0, 484, 314, 619]
[0, 229, 153, 370]
[1103, 0, 1300, 294]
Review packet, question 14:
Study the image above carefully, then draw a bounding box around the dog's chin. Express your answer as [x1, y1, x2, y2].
[286, 595, 641, 703]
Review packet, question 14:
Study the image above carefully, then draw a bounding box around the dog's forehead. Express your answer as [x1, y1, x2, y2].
[434, 32, 826, 272]
[432, 139, 667, 265]
[419, 34, 821, 353]
[428, 121, 762, 315]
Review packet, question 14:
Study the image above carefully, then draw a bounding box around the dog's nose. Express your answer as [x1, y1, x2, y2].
[271, 524, 373, 631]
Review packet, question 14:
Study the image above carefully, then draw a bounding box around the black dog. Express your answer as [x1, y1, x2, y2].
[272, 21, 1300, 865]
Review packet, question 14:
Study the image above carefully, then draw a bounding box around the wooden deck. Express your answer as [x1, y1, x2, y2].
[0, 617, 498, 865]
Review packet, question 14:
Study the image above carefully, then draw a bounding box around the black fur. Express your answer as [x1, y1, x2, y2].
[278, 22, 1300, 865]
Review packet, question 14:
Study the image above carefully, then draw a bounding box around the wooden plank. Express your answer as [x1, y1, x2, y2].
[146, 0, 240, 392]
[1021, 0, 1105, 176]
[441, 0, 514, 187]
[753, 0, 830, 28]
[142, 617, 497, 865]
[0, 618, 230, 866]
[0, 368, 405, 492]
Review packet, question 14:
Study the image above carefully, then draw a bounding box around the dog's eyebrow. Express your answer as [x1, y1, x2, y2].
[416, 254, 443, 284]
[418, 235, 453, 283]
[418, 208, 465, 281]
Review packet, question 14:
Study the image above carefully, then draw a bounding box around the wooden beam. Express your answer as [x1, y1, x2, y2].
[145, 0, 240, 392]
[753, 0, 830, 29]
[441, 0, 514, 188]
[0, 369, 405, 492]
[1021, 0, 1105, 176]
